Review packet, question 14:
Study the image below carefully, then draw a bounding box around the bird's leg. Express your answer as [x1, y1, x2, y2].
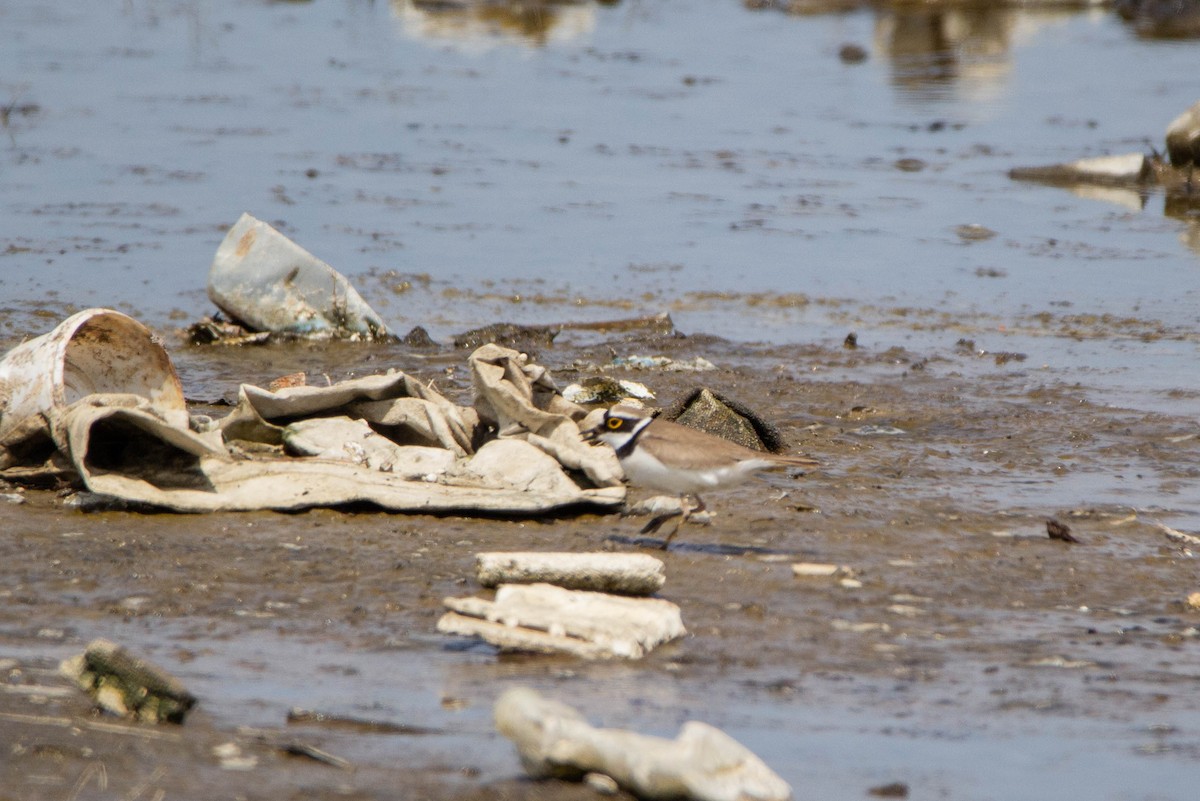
[658, 494, 704, 549]
[640, 510, 680, 536]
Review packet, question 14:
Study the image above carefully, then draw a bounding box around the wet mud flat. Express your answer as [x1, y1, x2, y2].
[2, 319, 1200, 801]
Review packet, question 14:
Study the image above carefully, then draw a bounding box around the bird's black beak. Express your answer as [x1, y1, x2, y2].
[580, 426, 599, 444]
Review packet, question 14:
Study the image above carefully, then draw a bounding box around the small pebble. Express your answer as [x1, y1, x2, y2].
[585, 772, 620, 795]
[838, 43, 868, 64]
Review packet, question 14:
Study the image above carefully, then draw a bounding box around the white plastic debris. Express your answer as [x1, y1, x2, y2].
[475, 552, 666, 595]
[471, 344, 624, 488]
[449, 439, 588, 497]
[0, 309, 187, 465]
[563, 378, 655, 405]
[791, 562, 842, 577]
[220, 371, 477, 456]
[494, 687, 792, 801]
[282, 416, 456, 478]
[0, 315, 624, 515]
[208, 212, 389, 339]
[609, 354, 717, 372]
[1010, 153, 1150, 187]
[437, 583, 685, 659]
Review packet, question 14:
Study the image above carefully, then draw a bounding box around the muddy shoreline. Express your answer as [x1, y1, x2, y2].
[3, 323, 1199, 800]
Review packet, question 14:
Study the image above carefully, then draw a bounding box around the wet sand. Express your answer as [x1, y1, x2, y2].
[3, 323, 1200, 800]
[5, 0, 1200, 798]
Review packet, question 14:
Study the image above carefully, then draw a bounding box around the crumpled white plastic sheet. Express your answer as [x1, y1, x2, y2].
[0, 309, 623, 515]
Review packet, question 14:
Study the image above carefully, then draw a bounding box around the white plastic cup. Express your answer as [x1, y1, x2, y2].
[0, 309, 187, 441]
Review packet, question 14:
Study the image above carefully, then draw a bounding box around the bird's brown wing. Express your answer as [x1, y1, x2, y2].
[641, 419, 818, 469]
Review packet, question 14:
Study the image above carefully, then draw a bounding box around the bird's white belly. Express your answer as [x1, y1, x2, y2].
[619, 448, 769, 495]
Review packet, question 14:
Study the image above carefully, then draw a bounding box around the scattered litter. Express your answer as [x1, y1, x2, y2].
[282, 416, 456, 477]
[0, 308, 189, 468]
[475, 552, 666, 596]
[207, 212, 390, 340]
[791, 562, 843, 578]
[1010, 153, 1150, 187]
[0, 314, 624, 516]
[437, 583, 685, 659]
[60, 639, 197, 724]
[831, 620, 889, 634]
[1009, 101, 1200, 199]
[185, 315, 272, 346]
[608, 354, 716, 372]
[494, 686, 792, 801]
[563, 377, 655, 406]
[1025, 656, 1095, 670]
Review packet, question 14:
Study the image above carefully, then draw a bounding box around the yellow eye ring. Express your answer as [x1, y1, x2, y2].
[606, 417, 622, 430]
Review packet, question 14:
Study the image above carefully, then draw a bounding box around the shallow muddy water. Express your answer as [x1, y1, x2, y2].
[3, 1, 1200, 800]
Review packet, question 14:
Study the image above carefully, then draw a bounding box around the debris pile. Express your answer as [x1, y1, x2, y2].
[438, 551, 682, 659]
[0, 310, 622, 515]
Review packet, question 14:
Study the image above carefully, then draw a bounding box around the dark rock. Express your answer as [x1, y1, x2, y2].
[452, 322, 558, 351]
[401, 325, 438, 348]
[661, 388, 789, 453]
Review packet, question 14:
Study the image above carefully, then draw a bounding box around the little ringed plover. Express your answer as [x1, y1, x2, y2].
[585, 404, 817, 544]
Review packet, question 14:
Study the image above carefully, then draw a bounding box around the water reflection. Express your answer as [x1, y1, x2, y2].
[872, 7, 1020, 106]
[1116, 0, 1200, 38]
[391, 0, 602, 47]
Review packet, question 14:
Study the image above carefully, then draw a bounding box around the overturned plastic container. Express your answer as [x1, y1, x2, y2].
[0, 308, 188, 444]
[208, 212, 390, 339]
